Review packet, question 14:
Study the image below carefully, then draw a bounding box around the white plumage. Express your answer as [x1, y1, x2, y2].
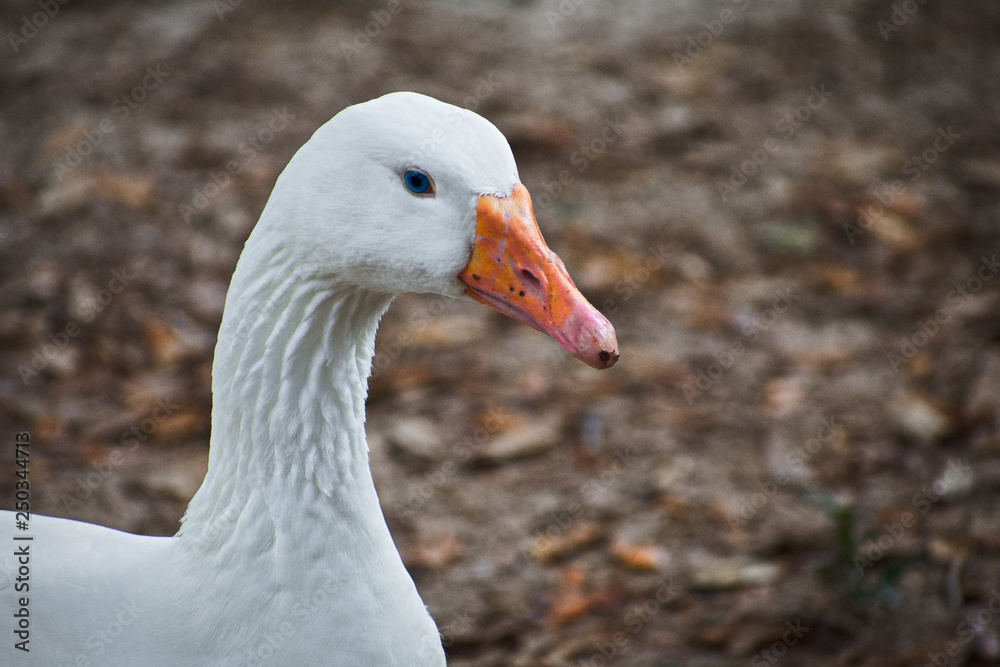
[2, 92, 617, 666]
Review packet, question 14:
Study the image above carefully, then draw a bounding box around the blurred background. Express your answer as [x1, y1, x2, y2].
[2, 1, 999, 664]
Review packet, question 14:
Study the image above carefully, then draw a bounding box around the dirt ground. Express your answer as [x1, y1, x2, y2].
[2, 0, 999, 665]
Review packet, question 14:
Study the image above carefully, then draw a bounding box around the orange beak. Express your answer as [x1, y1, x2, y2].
[457, 184, 619, 369]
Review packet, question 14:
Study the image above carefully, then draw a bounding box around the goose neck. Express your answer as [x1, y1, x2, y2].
[181, 248, 393, 540]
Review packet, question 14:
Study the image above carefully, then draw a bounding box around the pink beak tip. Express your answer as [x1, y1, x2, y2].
[560, 304, 620, 369]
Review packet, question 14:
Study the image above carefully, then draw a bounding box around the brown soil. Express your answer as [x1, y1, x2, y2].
[1, 1, 999, 665]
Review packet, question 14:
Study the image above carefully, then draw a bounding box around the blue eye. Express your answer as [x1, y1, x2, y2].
[403, 169, 433, 195]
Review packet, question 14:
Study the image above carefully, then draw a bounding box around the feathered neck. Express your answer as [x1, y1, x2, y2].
[179, 238, 393, 545]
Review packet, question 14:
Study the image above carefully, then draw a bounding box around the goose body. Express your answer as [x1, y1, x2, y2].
[1, 92, 617, 666]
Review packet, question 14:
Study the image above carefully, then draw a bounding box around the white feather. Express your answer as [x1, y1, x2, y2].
[1, 92, 524, 666]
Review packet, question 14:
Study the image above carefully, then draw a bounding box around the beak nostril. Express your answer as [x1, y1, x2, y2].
[521, 269, 542, 289]
[521, 269, 545, 301]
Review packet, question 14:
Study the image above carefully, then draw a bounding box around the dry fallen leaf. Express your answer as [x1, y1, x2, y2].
[142, 319, 203, 368]
[529, 523, 604, 564]
[890, 391, 953, 445]
[94, 170, 156, 210]
[809, 262, 861, 295]
[406, 534, 463, 570]
[861, 206, 920, 250]
[546, 565, 610, 628]
[765, 374, 808, 417]
[473, 413, 564, 464]
[610, 541, 668, 571]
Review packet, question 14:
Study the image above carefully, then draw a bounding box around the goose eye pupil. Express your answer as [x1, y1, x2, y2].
[403, 170, 431, 195]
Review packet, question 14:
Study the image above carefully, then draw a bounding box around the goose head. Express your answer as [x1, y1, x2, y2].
[255, 91, 618, 369]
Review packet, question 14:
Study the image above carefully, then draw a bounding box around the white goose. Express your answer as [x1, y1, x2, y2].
[2, 92, 618, 666]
